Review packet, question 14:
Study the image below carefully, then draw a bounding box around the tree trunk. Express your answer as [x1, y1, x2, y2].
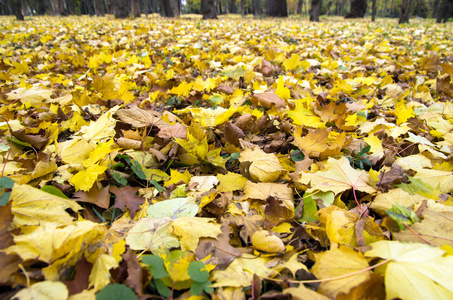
[253, 0, 262, 15]
[131, 0, 141, 17]
[172, 0, 180, 16]
[297, 0, 303, 13]
[93, 0, 105, 16]
[432, 0, 440, 17]
[345, 0, 367, 17]
[310, 0, 322, 20]
[325, 0, 332, 14]
[150, 0, 158, 13]
[114, 0, 129, 18]
[50, 0, 63, 15]
[65, 0, 75, 14]
[228, 0, 237, 13]
[161, 0, 174, 16]
[399, 0, 411, 23]
[437, 0, 452, 22]
[382, 0, 387, 17]
[241, 0, 245, 16]
[371, 0, 377, 20]
[266, 0, 288, 16]
[14, 0, 24, 20]
[201, 0, 217, 19]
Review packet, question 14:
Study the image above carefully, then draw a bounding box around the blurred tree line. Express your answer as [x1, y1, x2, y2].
[1, 0, 452, 23]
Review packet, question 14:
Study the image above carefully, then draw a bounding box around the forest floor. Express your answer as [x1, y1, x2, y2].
[1, 15, 453, 299]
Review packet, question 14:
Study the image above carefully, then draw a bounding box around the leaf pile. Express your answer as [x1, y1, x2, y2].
[1, 15, 453, 299]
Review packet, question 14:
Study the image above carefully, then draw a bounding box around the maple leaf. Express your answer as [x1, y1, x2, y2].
[365, 240, 453, 300]
[239, 147, 283, 182]
[299, 156, 376, 195]
[111, 186, 146, 219]
[169, 217, 222, 251]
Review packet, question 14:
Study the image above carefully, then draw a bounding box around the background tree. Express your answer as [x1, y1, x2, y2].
[201, 0, 217, 18]
[437, 0, 453, 22]
[13, 0, 24, 20]
[253, 0, 262, 15]
[161, 0, 174, 16]
[310, 0, 322, 20]
[297, 0, 303, 13]
[228, 0, 237, 13]
[266, 0, 288, 16]
[371, 0, 377, 20]
[241, 0, 245, 16]
[114, 0, 130, 18]
[93, 0, 105, 16]
[399, 0, 410, 23]
[345, 0, 367, 17]
[131, 0, 141, 17]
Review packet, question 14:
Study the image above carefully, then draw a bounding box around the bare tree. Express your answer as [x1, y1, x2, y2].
[371, 0, 377, 21]
[114, 0, 130, 18]
[201, 0, 217, 19]
[437, 0, 453, 22]
[266, 0, 288, 16]
[399, 0, 411, 23]
[345, 0, 367, 17]
[131, 0, 141, 17]
[297, 0, 303, 13]
[93, 0, 105, 16]
[253, 0, 262, 15]
[310, 0, 322, 20]
[14, 0, 24, 20]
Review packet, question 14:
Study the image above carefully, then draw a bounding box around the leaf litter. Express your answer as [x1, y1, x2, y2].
[0, 15, 453, 299]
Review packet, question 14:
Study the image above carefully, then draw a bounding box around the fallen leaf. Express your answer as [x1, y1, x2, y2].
[365, 240, 453, 300]
[239, 147, 283, 182]
[111, 186, 146, 219]
[251, 230, 286, 254]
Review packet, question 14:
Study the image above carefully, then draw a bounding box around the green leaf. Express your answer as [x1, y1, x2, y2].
[149, 179, 165, 193]
[290, 150, 305, 162]
[299, 196, 319, 223]
[96, 284, 137, 300]
[386, 203, 420, 230]
[113, 172, 127, 186]
[142, 255, 169, 279]
[130, 161, 147, 180]
[40, 185, 69, 199]
[154, 278, 172, 297]
[188, 261, 209, 283]
[190, 280, 213, 296]
[0, 192, 11, 206]
[0, 177, 15, 189]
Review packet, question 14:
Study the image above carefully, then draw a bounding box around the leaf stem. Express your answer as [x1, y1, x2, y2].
[403, 223, 437, 247]
[260, 258, 391, 284]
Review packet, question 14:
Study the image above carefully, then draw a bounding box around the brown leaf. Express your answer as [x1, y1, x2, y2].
[234, 114, 256, 132]
[377, 163, 408, 192]
[263, 196, 294, 230]
[11, 129, 49, 149]
[215, 83, 235, 95]
[195, 221, 242, 270]
[111, 186, 145, 218]
[157, 123, 187, 140]
[437, 74, 453, 98]
[251, 92, 286, 109]
[62, 257, 92, 295]
[0, 202, 21, 284]
[123, 247, 144, 295]
[73, 184, 110, 209]
[261, 59, 274, 76]
[336, 274, 385, 300]
[224, 122, 245, 147]
[116, 106, 167, 128]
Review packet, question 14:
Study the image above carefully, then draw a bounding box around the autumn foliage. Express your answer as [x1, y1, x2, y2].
[1, 15, 453, 299]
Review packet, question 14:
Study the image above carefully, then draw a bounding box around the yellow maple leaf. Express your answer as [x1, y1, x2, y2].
[89, 254, 119, 291]
[312, 245, 370, 298]
[165, 169, 192, 186]
[80, 106, 119, 143]
[287, 99, 325, 128]
[193, 76, 217, 92]
[82, 138, 115, 167]
[365, 240, 453, 300]
[299, 156, 376, 195]
[275, 76, 291, 100]
[69, 164, 107, 192]
[10, 184, 81, 227]
[13, 281, 68, 300]
[216, 172, 247, 192]
[283, 54, 301, 71]
[395, 100, 415, 125]
[169, 217, 222, 251]
[239, 147, 283, 182]
[170, 81, 193, 97]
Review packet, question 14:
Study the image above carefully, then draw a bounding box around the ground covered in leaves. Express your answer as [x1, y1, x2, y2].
[1, 15, 453, 300]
